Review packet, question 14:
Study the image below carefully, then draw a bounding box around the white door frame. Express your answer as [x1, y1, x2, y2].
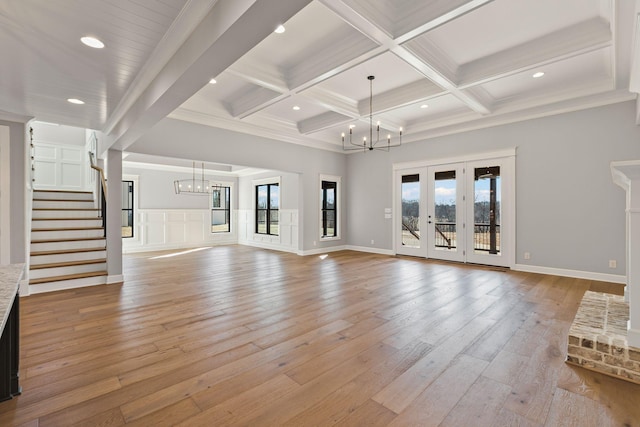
[393, 149, 516, 268]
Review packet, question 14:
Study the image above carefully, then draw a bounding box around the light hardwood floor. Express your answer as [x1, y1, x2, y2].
[1, 245, 639, 426]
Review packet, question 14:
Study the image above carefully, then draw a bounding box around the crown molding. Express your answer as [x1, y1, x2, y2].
[168, 108, 343, 153]
[404, 89, 635, 144]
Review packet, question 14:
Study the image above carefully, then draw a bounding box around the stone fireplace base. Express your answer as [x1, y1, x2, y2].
[567, 291, 640, 384]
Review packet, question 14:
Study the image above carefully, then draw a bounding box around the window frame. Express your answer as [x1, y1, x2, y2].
[210, 183, 232, 234]
[121, 180, 134, 238]
[319, 174, 341, 241]
[254, 177, 280, 236]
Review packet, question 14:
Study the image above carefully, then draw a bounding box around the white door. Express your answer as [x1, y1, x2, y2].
[427, 163, 465, 262]
[396, 168, 426, 257]
[464, 158, 514, 267]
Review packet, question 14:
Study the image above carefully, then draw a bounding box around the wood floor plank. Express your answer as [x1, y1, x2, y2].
[387, 354, 489, 426]
[0, 246, 637, 426]
[372, 316, 496, 414]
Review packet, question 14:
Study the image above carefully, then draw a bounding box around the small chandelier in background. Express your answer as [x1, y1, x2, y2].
[174, 162, 214, 195]
[342, 75, 402, 152]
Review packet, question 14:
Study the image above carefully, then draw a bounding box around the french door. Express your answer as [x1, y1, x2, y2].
[395, 154, 513, 268]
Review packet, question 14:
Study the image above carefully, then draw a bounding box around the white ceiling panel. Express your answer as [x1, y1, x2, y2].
[481, 48, 613, 103]
[420, 0, 610, 65]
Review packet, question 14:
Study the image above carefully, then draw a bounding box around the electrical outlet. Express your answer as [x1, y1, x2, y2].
[371, 239, 375, 245]
[524, 252, 531, 260]
[609, 260, 617, 269]
[313, 241, 316, 246]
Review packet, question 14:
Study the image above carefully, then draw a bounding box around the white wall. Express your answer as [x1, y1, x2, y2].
[31, 123, 86, 146]
[347, 101, 640, 277]
[121, 166, 238, 253]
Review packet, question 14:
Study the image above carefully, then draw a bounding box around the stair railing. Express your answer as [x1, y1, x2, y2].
[88, 152, 107, 236]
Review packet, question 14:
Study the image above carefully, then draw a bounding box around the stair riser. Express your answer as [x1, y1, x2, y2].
[33, 200, 95, 209]
[29, 263, 107, 279]
[32, 219, 103, 229]
[32, 229, 104, 240]
[33, 191, 93, 201]
[29, 275, 108, 294]
[30, 239, 106, 252]
[32, 210, 100, 219]
[31, 250, 107, 265]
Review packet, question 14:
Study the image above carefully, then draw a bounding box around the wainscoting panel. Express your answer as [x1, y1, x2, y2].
[32, 141, 90, 191]
[237, 209, 299, 253]
[123, 209, 237, 253]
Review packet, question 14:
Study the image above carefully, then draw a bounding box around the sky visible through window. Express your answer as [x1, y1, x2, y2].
[402, 179, 501, 204]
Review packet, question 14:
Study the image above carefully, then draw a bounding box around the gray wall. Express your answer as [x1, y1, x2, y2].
[122, 166, 238, 210]
[0, 120, 26, 264]
[347, 101, 640, 275]
[238, 170, 299, 211]
[128, 118, 348, 251]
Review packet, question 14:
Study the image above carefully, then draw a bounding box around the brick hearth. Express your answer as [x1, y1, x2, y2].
[567, 291, 640, 384]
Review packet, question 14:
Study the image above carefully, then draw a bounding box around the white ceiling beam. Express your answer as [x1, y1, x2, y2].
[392, 0, 494, 44]
[320, 0, 492, 114]
[102, 0, 314, 154]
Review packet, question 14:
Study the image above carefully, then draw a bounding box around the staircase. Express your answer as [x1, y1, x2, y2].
[29, 189, 107, 293]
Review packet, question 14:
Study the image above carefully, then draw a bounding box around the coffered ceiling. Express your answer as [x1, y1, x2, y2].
[1, 0, 639, 154]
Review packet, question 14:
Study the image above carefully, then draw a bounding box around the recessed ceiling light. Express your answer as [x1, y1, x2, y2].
[67, 98, 85, 105]
[532, 71, 545, 78]
[292, 105, 300, 111]
[420, 104, 429, 109]
[80, 36, 104, 49]
[209, 78, 217, 84]
[274, 25, 286, 34]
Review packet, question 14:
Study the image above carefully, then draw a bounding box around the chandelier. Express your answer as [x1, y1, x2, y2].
[342, 75, 402, 152]
[174, 162, 214, 195]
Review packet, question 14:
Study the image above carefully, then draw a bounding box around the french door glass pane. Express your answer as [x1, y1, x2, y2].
[401, 174, 420, 248]
[434, 170, 456, 251]
[474, 166, 501, 254]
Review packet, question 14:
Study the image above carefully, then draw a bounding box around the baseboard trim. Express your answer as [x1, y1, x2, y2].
[238, 239, 298, 255]
[513, 263, 626, 284]
[345, 245, 395, 256]
[107, 274, 124, 284]
[297, 245, 348, 256]
[123, 239, 236, 254]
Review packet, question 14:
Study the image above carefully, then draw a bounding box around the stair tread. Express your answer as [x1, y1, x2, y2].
[31, 237, 106, 243]
[34, 199, 94, 202]
[31, 216, 102, 221]
[33, 208, 100, 211]
[31, 247, 106, 256]
[32, 226, 104, 232]
[34, 190, 92, 194]
[31, 258, 107, 270]
[30, 270, 108, 285]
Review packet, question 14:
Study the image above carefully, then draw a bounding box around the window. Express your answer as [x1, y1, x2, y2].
[211, 186, 231, 233]
[122, 180, 134, 238]
[320, 175, 341, 239]
[256, 183, 279, 235]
